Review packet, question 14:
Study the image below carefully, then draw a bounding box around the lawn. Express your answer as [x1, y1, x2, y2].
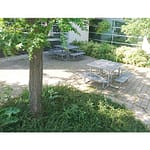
[0, 85, 149, 132]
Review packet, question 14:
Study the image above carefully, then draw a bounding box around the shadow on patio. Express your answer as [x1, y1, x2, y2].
[0, 51, 150, 125]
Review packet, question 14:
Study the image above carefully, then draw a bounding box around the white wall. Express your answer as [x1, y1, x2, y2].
[67, 24, 89, 44]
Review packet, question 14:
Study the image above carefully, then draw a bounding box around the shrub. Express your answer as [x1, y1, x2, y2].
[0, 107, 20, 130]
[90, 42, 102, 58]
[0, 86, 13, 105]
[0, 85, 148, 132]
[72, 41, 116, 61]
[115, 46, 131, 62]
[73, 40, 150, 67]
[81, 41, 97, 56]
[95, 43, 116, 61]
[115, 46, 150, 67]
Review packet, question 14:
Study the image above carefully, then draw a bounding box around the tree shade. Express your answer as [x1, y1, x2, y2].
[0, 18, 88, 115]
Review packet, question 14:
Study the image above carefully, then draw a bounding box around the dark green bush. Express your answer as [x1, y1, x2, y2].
[94, 43, 116, 60]
[0, 85, 148, 132]
[0, 107, 20, 129]
[72, 41, 116, 61]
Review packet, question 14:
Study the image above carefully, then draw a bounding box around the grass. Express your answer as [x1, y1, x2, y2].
[0, 85, 149, 132]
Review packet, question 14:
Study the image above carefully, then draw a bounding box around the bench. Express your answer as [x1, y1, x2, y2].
[113, 72, 131, 88]
[69, 52, 85, 60]
[48, 49, 68, 60]
[114, 72, 131, 83]
[82, 72, 108, 88]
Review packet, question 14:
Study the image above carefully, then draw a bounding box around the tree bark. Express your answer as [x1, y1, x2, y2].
[29, 49, 43, 115]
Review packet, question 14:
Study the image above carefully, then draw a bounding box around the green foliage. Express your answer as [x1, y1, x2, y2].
[42, 86, 60, 101]
[73, 40, 150, 67]
[0, 107, 20, 129]
[121, 18, 150, 43]
[89, 19, 110, 33]
[0, 18, 88, 59]
[115, 46, 150, 67]
[0, 85, 13, 105]
[115, 46, 131, 62]
[0, 18, 89, 116]
[0, 85, 148, 132]
[72, 41, 96, 56]
[72, 41, 116, 61]
[54, 18, 88, 50]
[0, 18, 52, 59]
[96, 20, 110, 34]
[60, 33, 68, 49]
[95, 42, 116, 60]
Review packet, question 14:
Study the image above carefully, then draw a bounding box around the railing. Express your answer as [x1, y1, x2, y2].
[89, 31, 141, 47]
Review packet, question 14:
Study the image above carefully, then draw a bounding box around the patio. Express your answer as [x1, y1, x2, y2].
[0, 51, 150, 125]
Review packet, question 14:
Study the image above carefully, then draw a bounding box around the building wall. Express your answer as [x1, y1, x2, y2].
[67, 24, 89, 44]
[88, 18, 137, 46]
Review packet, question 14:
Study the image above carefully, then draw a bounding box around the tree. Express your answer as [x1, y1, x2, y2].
[96, 20, 110, 34]
[0, 18, 88, 115]
[121, 18, 150, 43]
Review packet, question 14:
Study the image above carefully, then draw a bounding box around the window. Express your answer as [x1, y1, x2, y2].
[89, 18, 138, 47]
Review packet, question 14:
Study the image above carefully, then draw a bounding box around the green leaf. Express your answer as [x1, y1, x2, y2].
[0, 117, 19, 127]
[3, 107, 20, 117]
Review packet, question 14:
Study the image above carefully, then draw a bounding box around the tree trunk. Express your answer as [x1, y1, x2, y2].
[29, 49, 43, 115]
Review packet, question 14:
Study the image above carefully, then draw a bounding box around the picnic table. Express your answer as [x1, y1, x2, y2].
[85, 59, 123, 88]
[52, 44, 85, 60]
[87, 59, 122, 74]
[54, 45, 79, 50]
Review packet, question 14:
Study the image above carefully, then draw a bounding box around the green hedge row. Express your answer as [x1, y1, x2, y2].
[72, 41, 150, 67]
[73, 40, 116, 61]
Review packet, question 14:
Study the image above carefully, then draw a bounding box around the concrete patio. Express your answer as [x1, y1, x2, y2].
[0, 51, 150, 126]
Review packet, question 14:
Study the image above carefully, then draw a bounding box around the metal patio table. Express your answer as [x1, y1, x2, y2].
[87, 59, 122, 86]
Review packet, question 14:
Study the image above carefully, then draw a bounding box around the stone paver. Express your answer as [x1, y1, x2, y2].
[0, 52, 150, 126]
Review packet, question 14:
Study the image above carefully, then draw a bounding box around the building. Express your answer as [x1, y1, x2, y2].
[49, 18, 140, 47]
[48, 22, 89, 48]
[89, 18, 140, 46]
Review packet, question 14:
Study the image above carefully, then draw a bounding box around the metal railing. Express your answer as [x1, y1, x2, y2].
[89, 31, 141, 47]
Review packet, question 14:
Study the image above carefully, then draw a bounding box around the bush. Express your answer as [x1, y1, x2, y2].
[0, 107, 20, 130]
[0, 85, 148, 132]
[95, 43, 116, 60]
[115, 46, 150, 67]
[0, 86, 13, 105]
[115, 46, 131, 62]
[72, 41, 116, 61]
[73, 41, 150, 67]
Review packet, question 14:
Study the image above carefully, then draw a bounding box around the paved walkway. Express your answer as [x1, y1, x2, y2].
[0, 52, 150, 125]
